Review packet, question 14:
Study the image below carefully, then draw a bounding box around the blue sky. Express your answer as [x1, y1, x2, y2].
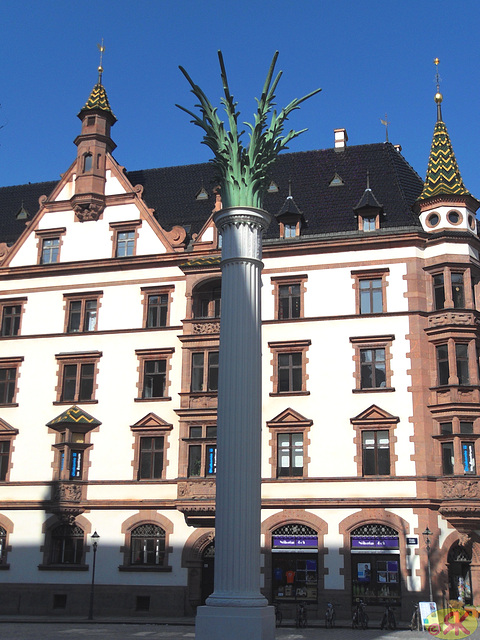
[1, 0, 480, 201]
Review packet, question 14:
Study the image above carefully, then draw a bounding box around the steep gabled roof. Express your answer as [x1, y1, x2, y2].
[0, 142, 423, 247]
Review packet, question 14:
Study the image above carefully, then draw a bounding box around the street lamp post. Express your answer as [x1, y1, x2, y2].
[423, 527, 433, 602]
[88, 531, 100, 620]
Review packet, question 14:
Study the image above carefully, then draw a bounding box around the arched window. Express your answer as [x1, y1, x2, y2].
[50, 523, 84, 564]
[193, 280, 221, 319]
[131, 524, 166, 566]
[271, 524, 318, 603]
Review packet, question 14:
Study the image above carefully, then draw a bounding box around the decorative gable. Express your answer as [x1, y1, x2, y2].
[130, 413, 173, 432]
[350, 404, 399, 427]
[0, 418, 18, 434]
[267, 407, 313, 429]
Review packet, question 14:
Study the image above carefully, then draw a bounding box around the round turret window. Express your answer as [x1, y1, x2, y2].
[447, 210, 462, 225]
[426, 212, 440, 228]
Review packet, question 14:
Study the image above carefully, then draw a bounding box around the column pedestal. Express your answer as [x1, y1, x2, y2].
[195, 207, 274, 640]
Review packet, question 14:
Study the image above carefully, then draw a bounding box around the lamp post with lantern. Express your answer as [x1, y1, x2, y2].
[423, 527, 433, 602]
[88, 530, 100, 620]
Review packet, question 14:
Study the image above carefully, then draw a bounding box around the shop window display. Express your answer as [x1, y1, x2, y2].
[351, 524, 401, 605]
[271, 524, 318, 602]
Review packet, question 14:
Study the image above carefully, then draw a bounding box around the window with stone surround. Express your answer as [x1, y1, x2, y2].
[185, 424, 217, 477]
[0, 357, 23, 406]
[434, 418, 479, 476]
[141, 286, 174, 328]
[135, 349, 174, 401]
[55, 352, 101, 404]
[350, 336, 394, 392]
[119, 514, 173, 572]
[434, 339, 476, 387]
[269, 340, 310, 396]
[130, 413, 172, 481]
[0, 298, 26, 337]
[352, 269, 388, 315]
[0, 418, 18, 482]
[267, 408, 312, 479]
[64, 292, 101, 333]
[193, 279, 221, 319]
[271, 275, 307, 320]
[35, 228, 66, 265]
[190, 350, 219, 393]
[351, 405, 398, 477]
[110, 220, 142, 258]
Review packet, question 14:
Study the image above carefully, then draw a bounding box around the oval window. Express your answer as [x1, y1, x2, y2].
[426, 212, 440, 227]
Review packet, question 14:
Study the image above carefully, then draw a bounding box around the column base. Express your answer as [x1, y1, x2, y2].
[195, 604, 275, 640]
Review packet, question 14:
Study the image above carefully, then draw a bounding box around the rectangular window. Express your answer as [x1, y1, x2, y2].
[362, 430, 390, 475]
[442, 442, 454, 475]
[363, 217, 376, 231]
[278, 284, 301, 320]
[116, 231, 135, 257]
[0, 368, 16, 404]
[1, 304, 22, 337]
[440, 422, 453, 434]
[360, 348, 386, 389]
[61, 363, 95, 402]
[452, 273, 465, 308]
[278, 352, 303, 392]
[191, 351, 219, 392]
[147, 294, 168, 328]
[456, 343, 470, 385]
[284, 223, 297, 238]
[436, 344, 450, 385]
[0, 441, 10, 481]
[460, 421, 474, 434]
[186, 425, 217, 477]
[462, 442, 476, 474]
[41, 237, 60, 264]
[139, 436, 164, 479]
[143, 360, 166, 398]
[433, 274, 446, 310]
[359, 278, 383, 314]
[66, 297, 98, 333]
[277, 433, 303, 477]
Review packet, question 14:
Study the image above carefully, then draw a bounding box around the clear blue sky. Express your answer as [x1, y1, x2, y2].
[1, 0, 480, 200]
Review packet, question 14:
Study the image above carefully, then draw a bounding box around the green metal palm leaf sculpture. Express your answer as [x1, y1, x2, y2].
[177, 51, 321, 210]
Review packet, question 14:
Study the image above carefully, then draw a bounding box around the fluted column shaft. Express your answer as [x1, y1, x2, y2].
[195, 207, 275, 640]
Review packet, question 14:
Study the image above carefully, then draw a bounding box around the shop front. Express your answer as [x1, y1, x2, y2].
[351, 524, 401, 606]
[271, 524, 318, 603]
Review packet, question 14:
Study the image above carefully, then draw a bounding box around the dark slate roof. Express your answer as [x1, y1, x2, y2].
[0, 142, 423, 246]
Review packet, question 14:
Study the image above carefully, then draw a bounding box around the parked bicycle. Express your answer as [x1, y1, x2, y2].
[352, 600, 369, 629]
[381, 604, 396, 630]
[325, 601, 335, 628]
[273, 601, 282, 627]
[295, 601, 307, 628]
[410, 603, 421, 631]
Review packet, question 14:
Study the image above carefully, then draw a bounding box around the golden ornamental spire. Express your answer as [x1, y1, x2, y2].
[434, 57, 443, 121]
[97, 39, 105, 85]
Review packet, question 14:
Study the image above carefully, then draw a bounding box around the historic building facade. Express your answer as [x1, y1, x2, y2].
[0, 74, 479, 621]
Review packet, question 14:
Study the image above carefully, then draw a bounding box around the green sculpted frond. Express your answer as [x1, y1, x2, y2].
[176, 51, 321, 209]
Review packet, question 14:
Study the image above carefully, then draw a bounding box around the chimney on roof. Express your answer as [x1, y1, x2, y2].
[334, 128, 348, 151]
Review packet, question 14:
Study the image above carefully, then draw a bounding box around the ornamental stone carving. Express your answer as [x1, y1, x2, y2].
[177, 480, 216, 498]
[193, 322, 220, 334]
[442, 479, 480, 499]
[429, 312, 474, 327]
[73, 202, 104, 222]
[52, 482, 83, 502]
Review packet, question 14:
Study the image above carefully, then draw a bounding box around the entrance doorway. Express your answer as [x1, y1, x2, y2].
[448, 545, 472, 605]
[201, 541, 215, 604]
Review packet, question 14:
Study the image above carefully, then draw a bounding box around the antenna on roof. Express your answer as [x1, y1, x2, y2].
[97, 39, 105, 85]
[380, 113, 390, 143]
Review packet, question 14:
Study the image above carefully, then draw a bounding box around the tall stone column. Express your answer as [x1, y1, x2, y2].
[195, 207, 275, 640]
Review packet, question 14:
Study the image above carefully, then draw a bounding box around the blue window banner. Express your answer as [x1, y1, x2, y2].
[351, 535, 399, 549]
[206, 445, 216, 475]
[462, 442, 476, 474]
[70, 451, 82, 479]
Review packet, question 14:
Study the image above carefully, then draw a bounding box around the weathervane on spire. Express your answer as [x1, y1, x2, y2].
[433, 57, 443, 121]
[380, 113, 390, 142]
[97, 39, 105, 85]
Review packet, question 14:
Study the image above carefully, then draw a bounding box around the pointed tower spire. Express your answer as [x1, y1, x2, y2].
[419, 59, 469, 201]
[71, 41, 117, 221]
[416, 59, 479, 234]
